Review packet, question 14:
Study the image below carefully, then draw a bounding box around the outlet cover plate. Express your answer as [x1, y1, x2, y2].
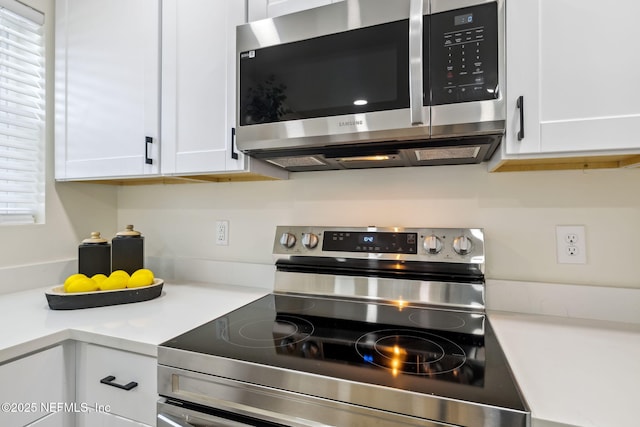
[556, 225, 586, 264]
[216, 220, 229, 246]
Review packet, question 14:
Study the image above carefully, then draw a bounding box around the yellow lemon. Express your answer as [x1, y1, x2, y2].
[128, 269, 154, 288]
[134, 268, 154, 280]
[99, 275, 128, 291]
[110, 270, 130, 280]
[64, 273, 87, 291]
[91, 273, 108, 285]
[66, 277, 99, 293]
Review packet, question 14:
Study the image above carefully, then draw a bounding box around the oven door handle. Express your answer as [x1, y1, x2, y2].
[158, 401, 251, 427]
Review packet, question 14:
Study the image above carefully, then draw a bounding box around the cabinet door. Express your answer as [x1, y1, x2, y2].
[161, 0, 240, 174]
[0, 345, 74, 427]
[506, 0, 640, 155]
[248, 0, 343, 21]
[77, 409, 151, 427]
[26, 411, 65, 427]
[76, 343, 157, 426]
[503, 0, 540, 154]
[55, 0, 160, 180]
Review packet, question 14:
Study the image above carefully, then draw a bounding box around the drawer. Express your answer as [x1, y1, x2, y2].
[77, 408, 152, 426]
[76, 343, 156, 425]
[0, 345, 72, 426]
[26, 410, 65, 426]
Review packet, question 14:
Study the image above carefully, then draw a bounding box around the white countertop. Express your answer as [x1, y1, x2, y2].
[489, 311, 640, 427]
[1, 278, 638, 427]
[0, 280, 269, 363]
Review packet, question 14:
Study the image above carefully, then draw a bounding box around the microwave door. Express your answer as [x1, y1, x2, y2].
[236, 0, 428, 153]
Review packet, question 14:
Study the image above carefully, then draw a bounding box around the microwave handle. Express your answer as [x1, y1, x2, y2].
[409, 0, 424, 125]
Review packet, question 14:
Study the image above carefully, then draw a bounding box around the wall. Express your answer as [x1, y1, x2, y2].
[4, 0, 638, 294]
[0, 0, 118, 292]
[117, 164, 640, 289]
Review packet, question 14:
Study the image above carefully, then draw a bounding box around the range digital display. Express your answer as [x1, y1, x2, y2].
[323, 231, 417, 254]
[360, 234, 376, 244]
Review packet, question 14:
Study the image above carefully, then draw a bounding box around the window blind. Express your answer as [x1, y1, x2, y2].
[0, 4, 45, 224]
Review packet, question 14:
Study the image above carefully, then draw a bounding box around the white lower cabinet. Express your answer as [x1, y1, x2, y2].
[75, 343, 156, 427]
[77, 408, 151, 427]
[0, 341, 157, 427]
[0, 343, 75, 427]
[25, 411, 66, 427]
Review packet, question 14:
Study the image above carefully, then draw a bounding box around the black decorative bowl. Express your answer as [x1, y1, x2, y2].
[45, 279, 164, 310]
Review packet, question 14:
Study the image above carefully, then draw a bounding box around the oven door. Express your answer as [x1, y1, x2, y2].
[158, 365, 457, 427]
[158, 399, 285, 427]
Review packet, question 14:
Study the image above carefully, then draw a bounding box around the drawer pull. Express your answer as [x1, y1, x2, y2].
[100, 375, 138, 391]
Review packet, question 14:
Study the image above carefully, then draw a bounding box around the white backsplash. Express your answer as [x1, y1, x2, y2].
[118, 165, 640, 289]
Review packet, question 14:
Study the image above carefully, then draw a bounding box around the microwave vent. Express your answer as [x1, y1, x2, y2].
[415, 146, 481, 161]
[267, 156, 326, 169]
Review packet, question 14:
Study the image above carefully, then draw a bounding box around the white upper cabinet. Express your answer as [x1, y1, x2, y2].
[162, 0, 286, 178]
[248, 0, 342, 21]
[494, 0, 640, 170]
[55, 0, 161, 180]
[161, 0, 241, 175]
[57, 0, 287, 182]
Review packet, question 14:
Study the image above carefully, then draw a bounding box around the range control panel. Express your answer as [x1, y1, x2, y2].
[273, 226, 485, 265]
[428, 2, 499, 105]
[323, 230, 418, 254]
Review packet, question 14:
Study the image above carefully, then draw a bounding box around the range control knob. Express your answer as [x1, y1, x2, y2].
[302, 233, 319, 249]
[423, 234, 443, 254]
[279, 232, 297, 249]
[453, 235, 473, 255]
[301, 341, 320, 358]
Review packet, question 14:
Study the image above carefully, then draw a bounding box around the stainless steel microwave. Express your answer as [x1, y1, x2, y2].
[236, 0, 505, 171]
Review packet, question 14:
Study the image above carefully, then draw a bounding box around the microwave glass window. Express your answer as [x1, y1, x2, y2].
[239, 20, 409, 126]
[427, 2, 499, 106]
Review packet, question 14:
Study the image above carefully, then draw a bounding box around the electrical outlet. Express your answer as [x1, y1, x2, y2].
[556, 225, 586, 264]
[216, 220, 229, 246]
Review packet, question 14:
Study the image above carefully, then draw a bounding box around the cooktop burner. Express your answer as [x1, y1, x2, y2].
[408, 309, 468, 330]
[230, 315, 315, 349]
[354, 328, 468, 377]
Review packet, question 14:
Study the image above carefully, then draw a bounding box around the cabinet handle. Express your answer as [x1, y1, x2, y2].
[145, 136, 153, 165]
[230, 127, 239, 160]
[516, 96, 525, 141]
[100, 375, 138, 391]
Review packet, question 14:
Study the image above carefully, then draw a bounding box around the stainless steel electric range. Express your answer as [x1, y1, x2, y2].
[157, 226, 530, 427]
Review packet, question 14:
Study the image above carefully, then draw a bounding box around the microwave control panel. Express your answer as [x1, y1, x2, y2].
[427, 2, 499, 105]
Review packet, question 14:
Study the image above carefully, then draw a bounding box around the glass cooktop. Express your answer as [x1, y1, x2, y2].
[161, 293, 526, 412]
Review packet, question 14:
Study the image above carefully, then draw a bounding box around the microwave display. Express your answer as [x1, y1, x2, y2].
[239, 20, 410, 126]
[455, 13, 474, 26]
